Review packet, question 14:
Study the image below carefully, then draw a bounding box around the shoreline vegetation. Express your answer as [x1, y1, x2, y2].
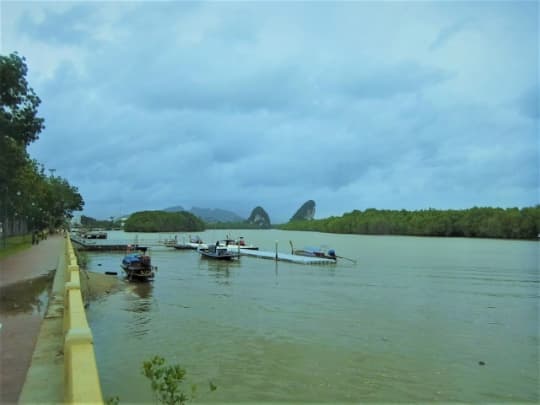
[278, 206, 540, 240]
[78, 205, 540, 241]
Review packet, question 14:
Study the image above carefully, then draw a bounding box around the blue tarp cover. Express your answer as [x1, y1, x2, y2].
[122, 253, 141, 264]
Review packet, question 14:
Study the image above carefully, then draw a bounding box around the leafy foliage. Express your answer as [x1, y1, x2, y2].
[142, 355, 217, 405]
[124, 210, 205, 232]
[142, 356, 190, 404]
[0, 52, 44, 145]
[1, 53, 44, 197]
[1, 52, 84, 235]
[279, 206, 540, 239]
[205, 221, 267, 229]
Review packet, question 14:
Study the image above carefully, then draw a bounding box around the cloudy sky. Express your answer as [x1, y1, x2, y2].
[2, 1, 538, 223]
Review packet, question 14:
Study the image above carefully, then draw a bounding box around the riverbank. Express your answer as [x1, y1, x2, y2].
[81, 269, 125, 302]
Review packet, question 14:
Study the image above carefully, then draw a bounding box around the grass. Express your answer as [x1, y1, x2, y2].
[0, 234, 32, 259]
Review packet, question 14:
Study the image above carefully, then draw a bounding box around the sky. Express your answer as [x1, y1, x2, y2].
[1, 1, 538, 223]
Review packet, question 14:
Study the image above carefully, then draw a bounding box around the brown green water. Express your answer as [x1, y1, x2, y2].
[86, 230, 539, 403]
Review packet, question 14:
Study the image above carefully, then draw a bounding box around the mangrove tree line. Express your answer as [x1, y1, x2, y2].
[278, 206, 540, 239]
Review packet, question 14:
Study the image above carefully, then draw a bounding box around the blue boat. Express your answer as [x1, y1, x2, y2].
[121, 246, 156, 281]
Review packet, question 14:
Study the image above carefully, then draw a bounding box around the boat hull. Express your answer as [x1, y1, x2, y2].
[293, 249, 337, 261]
[198, 247, 239, 260]
[173, 242, 209, 250]
[121, 264, 155, 280]
[121, 251, 156, 281]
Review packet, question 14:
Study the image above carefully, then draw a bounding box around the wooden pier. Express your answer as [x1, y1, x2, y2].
[239, 249, 336, 265]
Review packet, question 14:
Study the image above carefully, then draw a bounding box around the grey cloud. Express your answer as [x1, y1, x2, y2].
[18, 4, 98, 44]
[132, 65, 303, 113]
[517, 86, 539, 119]
[11, 1, 540, 220]
[429, 19, 472, 51]
[334, 62, 454, 100]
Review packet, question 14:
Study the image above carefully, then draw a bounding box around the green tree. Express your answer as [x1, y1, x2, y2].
[278, 206, 539, 240]
[1, 52, 84, 238]
[124, 211, 205, 232]
[0, 53, 45, 194]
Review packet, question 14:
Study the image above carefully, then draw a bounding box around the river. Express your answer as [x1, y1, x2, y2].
[85, 230, 539, 403]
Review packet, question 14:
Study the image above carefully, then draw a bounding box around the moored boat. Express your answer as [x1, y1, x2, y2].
[198, 244, 239, 260]
[294, 247, 337, 260]
[121, 246, 157, 281]
[219, 236, 259, 250]
[161, 235, 178, 247]
[289, 241, 337, 261]
[172, 235, 208, 250]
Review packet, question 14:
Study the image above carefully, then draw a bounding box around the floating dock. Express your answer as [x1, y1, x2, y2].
[239, 249, 336, 265]
[70, 236, 129, 251]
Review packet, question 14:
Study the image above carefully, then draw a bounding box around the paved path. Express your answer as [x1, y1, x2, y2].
[0, 235, 64, 404]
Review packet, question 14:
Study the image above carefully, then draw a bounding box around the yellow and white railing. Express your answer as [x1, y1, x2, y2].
[64, 236, 103, 404]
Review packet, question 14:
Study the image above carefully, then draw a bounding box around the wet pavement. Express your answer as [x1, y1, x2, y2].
[0, 235, 64, 404]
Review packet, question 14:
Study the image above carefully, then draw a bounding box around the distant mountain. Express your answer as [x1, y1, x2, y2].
[163, 205, 244, 222]
[190, 207, 244, 223]
[247, 206, 271, 228]
[290, 200, 316, 221]
[163, 205, 185, 213]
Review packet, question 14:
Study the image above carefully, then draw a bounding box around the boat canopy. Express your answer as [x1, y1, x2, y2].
[123, 253, 142, 264]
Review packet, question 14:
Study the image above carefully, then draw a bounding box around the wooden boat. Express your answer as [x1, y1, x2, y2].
[294, 247, 337, 260]
[121, 246, 157, 281]
[289, 241, 337, 261]
[198, 244, 239, 260]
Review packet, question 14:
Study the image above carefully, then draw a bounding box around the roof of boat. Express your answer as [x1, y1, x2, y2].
[122, 253, 143, 263]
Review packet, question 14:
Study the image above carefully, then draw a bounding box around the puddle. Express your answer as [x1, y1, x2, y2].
[0, 271, 54, 315]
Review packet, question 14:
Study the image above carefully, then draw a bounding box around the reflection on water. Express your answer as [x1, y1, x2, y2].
[124, 282, 154, 338]
[199, 259, 240, 286]
[0, 272, 54, 315]
[130, 281, 153, 301]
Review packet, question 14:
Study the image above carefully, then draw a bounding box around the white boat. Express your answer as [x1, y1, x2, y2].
[173, 235, 208, 250]
[174, 242, 209, 250]
[218, 236, 259, 251]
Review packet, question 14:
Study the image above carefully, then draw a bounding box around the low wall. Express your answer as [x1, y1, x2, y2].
[64, 236, 103, 403]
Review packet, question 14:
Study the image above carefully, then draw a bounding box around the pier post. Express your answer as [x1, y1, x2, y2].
[275, 240, 278, 261]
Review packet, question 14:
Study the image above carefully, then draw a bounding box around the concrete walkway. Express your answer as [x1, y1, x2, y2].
[0, 235, 65, 404]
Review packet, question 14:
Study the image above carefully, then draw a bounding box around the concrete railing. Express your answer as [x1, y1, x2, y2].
[64, 236, 103, 404]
